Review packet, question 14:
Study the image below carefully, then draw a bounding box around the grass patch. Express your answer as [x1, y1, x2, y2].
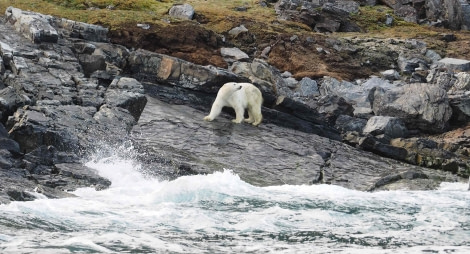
[0, 0, 173, 29]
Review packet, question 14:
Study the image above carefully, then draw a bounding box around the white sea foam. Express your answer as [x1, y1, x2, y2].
[1, 152, 469, 253]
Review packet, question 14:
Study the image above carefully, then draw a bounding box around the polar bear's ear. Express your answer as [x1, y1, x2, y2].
[232, 83, 242, 90]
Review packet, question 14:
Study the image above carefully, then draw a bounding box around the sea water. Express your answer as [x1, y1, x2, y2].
[0, 150, 469, 253]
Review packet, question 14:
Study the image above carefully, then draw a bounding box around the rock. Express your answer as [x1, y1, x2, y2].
[316, 95, 354, 125]
[230, 58, 289, 103]
[381, 69, 400, 80]
[275, 0, 361, 32]
[53, 18, 108, 42]
[284, 77, 297, 88]
[335, 115, 367, 133]
[438, 58, 470, 72]
[228, 24, 249, 37]
[169, 4, 195, 20]
[104, 77, 147, 122]
[397, 54, 428, 74]
[297, 77, 320, 97]
[426, 68, 456, 91]
[448, 91, 470, 124]
[440, 33, 457, 42]
[390, 137, 469, 176]
[78, 54, 106, 77]
[373, 83, 452, 133]
[5, 6, 59, 43]
[132, 96, 460, 191]
[320, 76, 394, 117]
[363, 116, 408, 142]
[0, 86, 32, 122]
[425, 49, 442, 63]
[453, 72, 470, 90]
[385, 14, 394, 26]
[128, 49, 246, 92]
[220, 47, 250, 64]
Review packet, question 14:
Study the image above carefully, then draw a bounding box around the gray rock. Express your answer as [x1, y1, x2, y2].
[425, 49, 442, 63]
[169, 4, 195, 20]
[373, 83, 452, 133]
[381, 69, 400, 80]
[335, 114, 367, 133]
[5, 6, 59, 43]
[132, 96, 461, 191]
[275, 0, 361, 32]
[453, 72, 470, 90]
[426, 68, 456, 91]
[228, 24, 248, 37]
[297, 77, 320, 97]
[105, 77, 147, 121]
[438, 58, 470, 72]
[53, 18, 108, 42]
[284, 77, 298, 88]
[128, 49, 245, 93]
[220, 47, 250, 64]
[320, 76, 395, 117]
[448, 91, 470, 123]
[363, 116, 408, 142]
[398, 54, 427, 74]
[385, 14, 394, 26]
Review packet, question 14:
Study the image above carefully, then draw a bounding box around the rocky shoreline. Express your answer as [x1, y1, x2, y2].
[0, 6, 468, 203]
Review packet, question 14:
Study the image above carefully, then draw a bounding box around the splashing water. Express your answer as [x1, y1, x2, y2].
[0, 150, 469, 253]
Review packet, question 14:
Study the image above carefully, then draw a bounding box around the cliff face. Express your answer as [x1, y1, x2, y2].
[0, 4, 469, 203]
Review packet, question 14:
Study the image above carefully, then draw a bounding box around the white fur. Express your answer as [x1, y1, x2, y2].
[203, 82, 263, 126]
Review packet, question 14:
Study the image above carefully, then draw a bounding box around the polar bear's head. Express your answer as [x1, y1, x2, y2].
[220, 82, 243, 95]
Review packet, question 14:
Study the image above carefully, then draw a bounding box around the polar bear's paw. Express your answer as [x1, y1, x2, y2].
[203, 116, 213, 121]
[232, 119, 243, 124]
[244, 118, 254, 123]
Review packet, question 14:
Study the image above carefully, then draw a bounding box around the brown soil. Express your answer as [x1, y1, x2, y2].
[109, 22, 228, 68]
[108, 21, 470, 82]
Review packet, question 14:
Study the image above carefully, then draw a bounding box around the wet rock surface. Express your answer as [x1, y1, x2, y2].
[132, 95, 461, 191]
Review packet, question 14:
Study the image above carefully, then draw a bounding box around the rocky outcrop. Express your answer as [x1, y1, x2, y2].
[132, 95, 461, 191]
[275, 0, 362, 32]
[381, 0, 470, 31]
[168, 4, 195, 20]
[0, 8, 145, 203]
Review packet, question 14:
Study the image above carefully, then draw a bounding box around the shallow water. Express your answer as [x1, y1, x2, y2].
[0, 151, 469, 253]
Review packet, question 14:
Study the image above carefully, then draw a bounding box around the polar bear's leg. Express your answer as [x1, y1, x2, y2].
[231, 105, 245, 123]
[251, 105, 263, 126]
[244, 111, 254, 123]
[204, 102, 223, 121]
[243, 113, 255, 123]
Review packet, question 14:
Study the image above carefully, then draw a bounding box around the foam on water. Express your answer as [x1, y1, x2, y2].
[1, 151, 469, 253]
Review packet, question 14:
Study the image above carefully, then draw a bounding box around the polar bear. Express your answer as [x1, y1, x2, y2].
[203, 82, 263, 126]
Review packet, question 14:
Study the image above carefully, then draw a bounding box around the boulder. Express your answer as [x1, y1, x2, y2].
[320, 76, 395, 117]
[228, 24, 249, 37]
[448, 91, 470, 123]
[169, 4, 195, 20]
[275, 0, 361, 32]
[453, 71, 470, 90]
[53, 18, 108, 42]
[335, 114, 368, 134]
[104, 77, 147, 122]
[381, 69, 400, 80]
[5, 6, 58, 43]
[128, 49, 246, 93]
[363, 116, 408, 142]
[296, 77, 320, 97]
[220, 47, 250, 64]
[438, 58, 470, 72]
[372, 83, 453, 133]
